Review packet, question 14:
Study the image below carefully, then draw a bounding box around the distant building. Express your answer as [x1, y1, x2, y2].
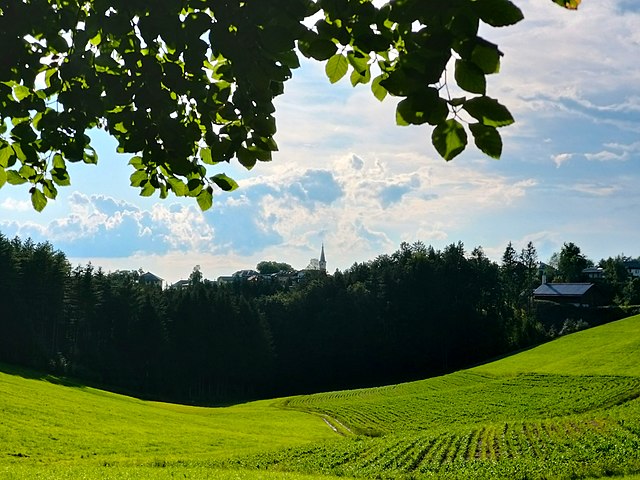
[305, 244, 327, 273]
[624, 260, 640, 278]
[582, 266, 604, 280]
[139, 271, 163, 288]
[216, 270, 261, 285]
[170, 279, 190, 289]
[533, 282, 601, 307]
[319, 244, 327, 273]
[233, 269, 260, 281]
[215, 244, 329, 287]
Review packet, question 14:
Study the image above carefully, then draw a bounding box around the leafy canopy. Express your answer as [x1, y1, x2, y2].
[0, 0, 579, 211]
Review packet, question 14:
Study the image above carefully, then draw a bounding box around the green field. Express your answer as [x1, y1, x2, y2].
[2, 315, 640, 479]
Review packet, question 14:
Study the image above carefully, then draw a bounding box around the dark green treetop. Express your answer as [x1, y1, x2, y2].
[256, 261, 294, 275]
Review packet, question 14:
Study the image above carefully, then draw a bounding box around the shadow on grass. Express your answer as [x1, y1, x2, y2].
[0, 361, 254, 408]
[0, 361, 86, 388]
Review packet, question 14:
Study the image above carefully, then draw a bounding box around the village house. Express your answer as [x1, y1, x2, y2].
[138, 271, 164, 288]
[624, 260, 640, 278]
[533, 282, 602, 307]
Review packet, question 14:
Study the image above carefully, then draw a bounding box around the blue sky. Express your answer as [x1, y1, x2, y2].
[1, 0, 639, 284]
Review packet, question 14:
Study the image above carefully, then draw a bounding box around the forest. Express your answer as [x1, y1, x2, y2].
[1, 231, 638, 404]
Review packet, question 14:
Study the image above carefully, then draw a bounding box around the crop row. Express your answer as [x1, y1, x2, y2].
[225, 414, 640, 479]
[280, 373, 640, 435]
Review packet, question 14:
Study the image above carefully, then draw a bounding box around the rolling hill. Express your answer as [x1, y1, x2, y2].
[2, 315, 640, 479]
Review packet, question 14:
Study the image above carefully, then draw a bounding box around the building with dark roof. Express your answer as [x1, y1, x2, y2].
[624, 260, 640, 278]
[170, 279, 190, 289]
[139, 271, 163, 288]
[533, 282, 601, 307]
[582, 266, 604, 280]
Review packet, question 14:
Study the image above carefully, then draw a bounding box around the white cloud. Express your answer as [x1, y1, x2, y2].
[0, 192, 216, 257]
[552, 153, 573, 168]
[570, 183, 620, 197]
[584, 150, 627, 162]
[0, 198, 31, 212]
[482, 0, 640, 136]
[584, 140, 640, 162]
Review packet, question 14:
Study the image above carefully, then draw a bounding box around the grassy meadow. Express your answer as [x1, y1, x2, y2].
[2, 315, 640, 479]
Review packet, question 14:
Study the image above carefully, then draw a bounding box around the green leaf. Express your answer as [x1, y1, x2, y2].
[395, 104, 411, 127]
[169, 156, 193, 176]
[83, 146, 98, 164]
[89, 32, 102, 46]
[347, 51, 369, 76]
[471, 42, 502, 75]
[475, 0, 524, 27]
[432, 119, 468, 161]
[51, 168, 71, 186]
[396, 90, 449, 126]
[52, 153, 65, 169]
[551, 0, 581, 9]
[187, 178, 203, 195]
[6, 171, 26, 185]
[469, 123, 503, 159]
[211, 173, 238, 192]
[299, 38, 337, 61]
[237, 147, 257, 170]
[379, 67, 425, 97]
[167, 177, 188, 196]
[11, 143, 26, 162]
[130, 170, 147, 187]
[0, 146, 12, 168]
[31, 188, 47, 211]
[463, 96, 515, 127]
[42, 179, 58, 199]
[196, 188, 213, 211]
[0, 169, 6, 188]
[455, 60, 486, 95]
[48, 34, 69, 53]
[12, 123, 37, 143]
[325, 54, 349, 84]
[371, 75, 388, 102]
[113, 122, 128, 134]
[350, 66, 371, 86]
[200, 147, 218, 165]
[18, 164, 36, 179]
[128, 156, 143, 169]
[13, 85, 30, 101]
[44, 68, 60, 89]
[140, 181, 156, 197]
[247, 145, 273, 162]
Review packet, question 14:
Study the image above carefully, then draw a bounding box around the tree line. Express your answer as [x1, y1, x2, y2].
[0, 233, 636, 404]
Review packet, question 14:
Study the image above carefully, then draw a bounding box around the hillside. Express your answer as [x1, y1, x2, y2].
[473, 313, 640, 376]
[2, 315, 640, 479]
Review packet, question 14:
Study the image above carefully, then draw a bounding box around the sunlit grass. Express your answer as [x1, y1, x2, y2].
[473, 314, 640, 376]
[0, 365, 336, 475]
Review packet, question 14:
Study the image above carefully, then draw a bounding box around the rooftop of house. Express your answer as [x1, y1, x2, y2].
[533, 283, 595, 297]
[624, 260, 640, 269]
[582, 267, 603, 273]
[139, 271, 163, 282]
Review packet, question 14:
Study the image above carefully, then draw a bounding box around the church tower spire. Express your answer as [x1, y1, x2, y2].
[319, 243, 326, 273]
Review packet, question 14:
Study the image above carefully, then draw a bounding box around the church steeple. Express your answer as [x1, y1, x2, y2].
[319, 243, 326, 273]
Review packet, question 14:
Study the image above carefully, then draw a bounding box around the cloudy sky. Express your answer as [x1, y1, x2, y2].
[1, 0, 639, 284]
